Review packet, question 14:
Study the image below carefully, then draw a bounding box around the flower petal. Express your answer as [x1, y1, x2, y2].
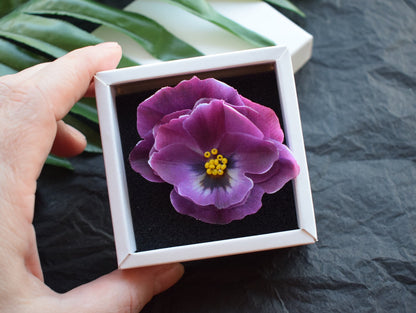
[183, 100, 264, 152]
[170, 186, 264, 224]
[218, 133, 278, 175]
[248, 143, 300, 193]
[152, 108, 191, 136]
[149, 143, 202, 181]
[137, 76, 245, 138]
[129, 136, 164, 183]
[150, 143, 254, 208]
[180, 167, 253, 209]
[154, 115, 199, 152]
[240, 96, 284, 142]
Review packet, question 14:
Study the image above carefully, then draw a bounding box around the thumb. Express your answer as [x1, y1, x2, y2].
[61, 264, 184, 313]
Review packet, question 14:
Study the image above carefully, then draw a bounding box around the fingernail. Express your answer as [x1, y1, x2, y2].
[96, 42, 120, 49]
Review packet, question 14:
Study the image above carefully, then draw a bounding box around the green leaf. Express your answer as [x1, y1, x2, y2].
[166, 0, 275, 47]
[71, 98, 98, 124]
[263, 0, 305, 17]
[24, 0, 203, 61]
[118, 55, 139, 68]
[0, 63, 16, 76]
[45, 154, 74, 170]
[0, 12, 102, 58]
[63, 114, 102, 153]
[0, 37, 50, 71]
[0, 0, 28, 17]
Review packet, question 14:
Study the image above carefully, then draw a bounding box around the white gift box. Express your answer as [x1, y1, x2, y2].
[95, 46, 317, 268]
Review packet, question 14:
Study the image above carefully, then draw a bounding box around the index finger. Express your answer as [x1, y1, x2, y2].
[27, 42, 122, 120]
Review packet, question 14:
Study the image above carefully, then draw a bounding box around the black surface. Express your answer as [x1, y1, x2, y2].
[34, 0, 416, 312]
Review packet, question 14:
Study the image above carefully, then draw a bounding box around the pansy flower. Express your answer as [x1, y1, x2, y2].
[129, 77, 299, 224]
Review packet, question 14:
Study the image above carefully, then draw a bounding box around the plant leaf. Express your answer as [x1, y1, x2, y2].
[0, 63, 16, 75]
[165, 0, 275, 47]
[0, 37, 50, 72]
[0, 12, 101, 58]
[263, 0, 305, 17]
[71, 98, 98, 124]
[46, 154, 74, 170]
[24, 0, 202, 61]
[0, 0, 28, 17]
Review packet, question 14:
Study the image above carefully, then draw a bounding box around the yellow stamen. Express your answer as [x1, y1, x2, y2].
[204, 149, 228, 177]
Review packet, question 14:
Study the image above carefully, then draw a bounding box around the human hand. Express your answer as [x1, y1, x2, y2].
[0, 43, 184, 313]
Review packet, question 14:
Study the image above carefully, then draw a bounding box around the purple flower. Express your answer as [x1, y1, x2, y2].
[129, 77, 299, 224]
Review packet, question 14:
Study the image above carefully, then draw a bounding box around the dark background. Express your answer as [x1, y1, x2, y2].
[34, 0, 416, 312]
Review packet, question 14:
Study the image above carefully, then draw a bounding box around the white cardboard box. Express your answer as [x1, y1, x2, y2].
[95, 46, 317, 269]
[93, 0, 313, 73]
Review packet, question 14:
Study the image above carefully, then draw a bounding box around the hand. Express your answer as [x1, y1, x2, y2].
[0, 43, 184, 313]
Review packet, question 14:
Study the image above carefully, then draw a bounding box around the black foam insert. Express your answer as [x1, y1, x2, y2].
[115, 69, 298, 252]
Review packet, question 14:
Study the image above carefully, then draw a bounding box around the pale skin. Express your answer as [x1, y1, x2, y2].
[0, 42, 184, 313]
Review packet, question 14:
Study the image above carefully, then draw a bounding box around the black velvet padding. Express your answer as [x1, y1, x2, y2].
[115, 68, 298, 252]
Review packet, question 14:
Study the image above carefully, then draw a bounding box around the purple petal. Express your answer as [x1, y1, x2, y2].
[239, 96, 284, 142]
[154, 115, 199, 152]
[248, 143, 300, 193]
[218, 133, 278, 175]
[149, 143, 202, 181]
[152, 109, 191, 136]
[170, 186, 264, 224]
[150, 144, 254, 208]
[129, 136, 164, 183]
[183, 100, 263, 152]
[137, 77, 245, 138]
[178, 167, 253, 209]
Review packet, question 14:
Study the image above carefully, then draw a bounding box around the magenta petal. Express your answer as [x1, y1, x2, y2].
[137, 77, 245, 138]
[149, 143, 202, 183]
[129, 136, 164, 183]
[154, 115, 199, 152]
[177, 167, 253, 209]
[184, 100, 263, 152]
[240, 96, 284, 143]
[150, 143, 254, 208]
[248, 143, 300, 193]
[218, 133, 278, 174]
[152, 109, 191, 136]
[170, 186, 264, 224]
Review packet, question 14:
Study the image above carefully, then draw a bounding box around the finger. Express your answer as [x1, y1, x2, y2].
[24, 42, 122, 121]
[62, 263, 184, 313]
[0, 62, 50, 84]
[84, 81, 97, 98]
[24, 226, 44, 282]
[50, 120, 87, 157]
